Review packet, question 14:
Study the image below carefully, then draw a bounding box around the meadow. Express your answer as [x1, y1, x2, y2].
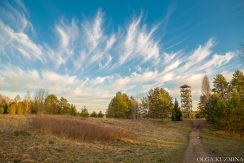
[0, 115, 192, 163]
[200, 122, 244, 158]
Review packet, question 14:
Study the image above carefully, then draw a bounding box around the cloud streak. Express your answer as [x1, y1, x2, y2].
[0, 1, 241, 111]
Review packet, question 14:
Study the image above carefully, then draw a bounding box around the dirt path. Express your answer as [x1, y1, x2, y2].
[183, 120, 214, 163]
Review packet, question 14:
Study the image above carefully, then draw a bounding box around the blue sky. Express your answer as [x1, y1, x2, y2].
[0, 0, 243, 112]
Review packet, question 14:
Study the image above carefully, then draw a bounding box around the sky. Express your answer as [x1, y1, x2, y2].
[0, 0, 243, 112]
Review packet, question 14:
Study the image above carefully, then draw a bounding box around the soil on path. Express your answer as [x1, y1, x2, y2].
[183, 120, 215, 163]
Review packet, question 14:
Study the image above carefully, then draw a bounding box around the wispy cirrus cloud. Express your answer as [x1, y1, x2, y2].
[0, 1, 43, 62]
[0, 1, 241, 111]
[120, 14, 160, 65]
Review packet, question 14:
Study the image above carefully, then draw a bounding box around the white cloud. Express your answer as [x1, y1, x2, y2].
[163, 52, 177, 64]
[106, 34, 116, 50]
[47, 18, 79, 68]
[82, 10, 103, 51]
[188, 38, 214, 62]
[0, 0, 32, 31]
[42, 70, 78, 88]
[0, 66, 40, 91]
[0, 21, 43, 61]
[0, 2, 240, 112]
[0, 1, 43, 62]
[182, 38, 215, 72]
[163, 60, 181, 73]
[119, 15, 160, 65]
[56, 25, 70, 48]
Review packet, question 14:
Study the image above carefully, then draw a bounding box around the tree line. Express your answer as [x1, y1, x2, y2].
[0, 89, 104, 118]
[0, 86, 184, 121]
[106, 87, 182, 121]
[198, 70, 244, 136]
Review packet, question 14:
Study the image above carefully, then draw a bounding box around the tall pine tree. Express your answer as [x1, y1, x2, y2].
[172, 99, 182, 121]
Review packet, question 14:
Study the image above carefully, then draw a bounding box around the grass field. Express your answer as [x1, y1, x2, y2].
[0, 115, 192, 163]
[200, 122, 244, 158]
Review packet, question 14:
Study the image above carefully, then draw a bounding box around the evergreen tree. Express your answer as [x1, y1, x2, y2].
[90, 111, 98, 118]
[197, 95, 208, 118]
[230, 70, 244, 100]
[205, 93, 226, 127]
[147, 87, 173, 119]
[97, 111, 104, 118]
[80, 106, 89, 117]
[69, 104, 77, 116]
[172, 99, 182, 121]
[203, 70, 244, 136]
[213, 74, 228, 98]
[1, 101, 8, 113]
[228, 89, 243, 136]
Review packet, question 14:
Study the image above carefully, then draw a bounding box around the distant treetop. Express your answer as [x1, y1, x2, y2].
[180, 84, 191, 88]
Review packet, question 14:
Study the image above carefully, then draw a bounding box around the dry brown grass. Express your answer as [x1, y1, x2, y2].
[0, 115, 192, 162]
[29, 115, 128, 142]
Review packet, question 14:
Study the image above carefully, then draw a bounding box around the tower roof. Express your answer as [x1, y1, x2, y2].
[180, 84, 191, 88]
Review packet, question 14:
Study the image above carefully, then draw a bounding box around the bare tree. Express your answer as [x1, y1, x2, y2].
[14, 94, 21, 102]
[24, 91, 31, 113]
[201, 75, 211, 99]
[34, 88, 48, 113]
[197, 75, 211, 118]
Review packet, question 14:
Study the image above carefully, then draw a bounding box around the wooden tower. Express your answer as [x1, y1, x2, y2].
[180, 84, 192, 118]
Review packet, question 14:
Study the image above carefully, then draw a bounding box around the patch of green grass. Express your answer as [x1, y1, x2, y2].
[200, 124, 244, 157]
